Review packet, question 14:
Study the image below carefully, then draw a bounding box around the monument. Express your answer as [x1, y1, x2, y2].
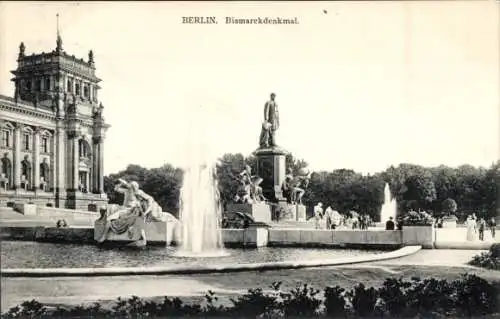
[94, 178, 178, 246]
[226, 93, 309, 222]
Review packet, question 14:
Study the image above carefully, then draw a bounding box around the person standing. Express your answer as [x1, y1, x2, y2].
[313, 202, 323, 229]
[478, 217, 486, 241]
[385, 217, 395, 230]
[489, 217, 496, 240]
[466, 215, 476, 241]
[324, 206, 333, 230]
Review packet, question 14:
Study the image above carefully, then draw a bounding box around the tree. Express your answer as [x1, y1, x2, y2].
[441, 198, 458, 215]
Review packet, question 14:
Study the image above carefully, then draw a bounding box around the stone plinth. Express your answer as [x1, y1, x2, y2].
[13, 203, 37, 216]
[442, 220, 457, 228]
[94, 217, 168, 245]
[253, 146, 289, 202]
[226, 202, 272, 223]
[296, 204, 306, 221]
[273, 203, 306, 222]
[221, 227, 269, 247]
[402, 225, 435, 249]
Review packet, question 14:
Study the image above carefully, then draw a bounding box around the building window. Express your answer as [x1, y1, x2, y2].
[83, 85, 89, 98]
[67, 79, 72, 92]
[75, 83, 80, 96]
[45, 78, 51, 91]
[26, 80, 32, 92]
[41, 136, 49, 153]
[23, 133, 31, 151]
[35, 79, 41, 92]
[1, 130, 10, 148]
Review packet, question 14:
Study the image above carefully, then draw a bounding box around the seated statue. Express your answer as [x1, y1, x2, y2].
[282, 168, 311, 205]
[95, 179, 164, 245]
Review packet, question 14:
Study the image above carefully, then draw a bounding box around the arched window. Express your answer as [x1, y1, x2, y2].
[45, 77, 51, 91]
[75, 83, 80, 96]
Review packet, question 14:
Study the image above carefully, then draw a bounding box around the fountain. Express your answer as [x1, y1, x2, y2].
[380, 183, 397, 222]
[174, 105, 226, 257]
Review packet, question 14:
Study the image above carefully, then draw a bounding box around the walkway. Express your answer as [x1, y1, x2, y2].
[2, 249, 497, 312]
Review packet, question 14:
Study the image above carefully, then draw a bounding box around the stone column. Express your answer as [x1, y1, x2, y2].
[33, 128, 40, 190]
[13, 124, 22, 189]
[55, 122, 66, 195]
[98, 139, 104, 193]
[92, 140, 98, 193]
[72, 136, 79, 190]
[49, 131, 55, 192]
[89, 84, 93, 101]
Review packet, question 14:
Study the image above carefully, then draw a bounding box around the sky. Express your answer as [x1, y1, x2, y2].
[0, 1, 498, 175]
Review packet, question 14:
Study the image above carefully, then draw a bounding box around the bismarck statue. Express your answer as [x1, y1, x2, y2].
[259, 93, 279, 148]
[94, 179, 176, 247]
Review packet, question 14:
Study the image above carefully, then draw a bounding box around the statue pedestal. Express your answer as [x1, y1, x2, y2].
[226, 202, 272, 223]
[296, 204, 307, 222]
[253, 146, 289, 202]
[94, 217, 168, 245]
[273, 203, 307, 222]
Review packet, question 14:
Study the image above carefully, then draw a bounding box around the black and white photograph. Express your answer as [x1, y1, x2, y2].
[0, 1, 499, 317]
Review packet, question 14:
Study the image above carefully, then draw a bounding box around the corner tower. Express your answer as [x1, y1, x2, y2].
[1, 14, 109, 210]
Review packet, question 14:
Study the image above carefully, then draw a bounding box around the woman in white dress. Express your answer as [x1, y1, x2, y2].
[466, 215, 477, 241]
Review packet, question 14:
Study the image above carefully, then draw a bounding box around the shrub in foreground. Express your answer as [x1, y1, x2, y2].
[469, 243, 500, 270]
[2, 274, 498, 318]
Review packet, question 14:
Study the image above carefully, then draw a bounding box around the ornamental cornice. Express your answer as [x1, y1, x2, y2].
[0, 101, 56, 121]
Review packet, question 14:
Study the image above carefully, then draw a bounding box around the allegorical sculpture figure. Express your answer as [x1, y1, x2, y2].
[96, 178, 164, 244]
[233, 165, 266, 204]
[282, 167, 311, 205]
[259, 93, 280, 148]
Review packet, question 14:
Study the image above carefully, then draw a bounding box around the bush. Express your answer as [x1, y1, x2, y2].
[402, 210, 434, 226]
[442, 198, 458, 215]
[2, 275, 498, 318]
[469, 243, 500, 270]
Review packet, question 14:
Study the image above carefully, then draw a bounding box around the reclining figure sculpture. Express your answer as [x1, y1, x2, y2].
[95, 178, 165, 246]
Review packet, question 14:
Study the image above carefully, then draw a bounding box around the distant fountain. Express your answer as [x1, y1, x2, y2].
[174, 105, 226, 257]
[380, 183, 397, 222]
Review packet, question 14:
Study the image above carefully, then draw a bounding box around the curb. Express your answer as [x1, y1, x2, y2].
[1, 246, 422, 278]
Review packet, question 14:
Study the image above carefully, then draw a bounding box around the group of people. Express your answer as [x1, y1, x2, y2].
[465, 214, 496, 241]
[311, 203, 373, 230]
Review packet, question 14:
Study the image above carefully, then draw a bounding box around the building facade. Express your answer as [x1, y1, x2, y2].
[0, 34, 109, 210]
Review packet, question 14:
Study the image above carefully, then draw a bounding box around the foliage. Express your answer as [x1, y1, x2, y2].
[469, 243, 500, 270]
[401, 210, 434, 226]
[3, 274, 498, 318]
[441, 198, 458, 215]
[104, 164, 183, 217]
[104, 156, 500, 221]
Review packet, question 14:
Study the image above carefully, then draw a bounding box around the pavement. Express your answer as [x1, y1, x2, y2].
[2, 248, 497, 312]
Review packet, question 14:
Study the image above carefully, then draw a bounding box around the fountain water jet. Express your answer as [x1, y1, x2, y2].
[174, 105, 227, 257]
[380, 183, 397, 223]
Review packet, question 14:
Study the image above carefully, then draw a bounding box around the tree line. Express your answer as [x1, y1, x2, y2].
[104, 153, 499, 222]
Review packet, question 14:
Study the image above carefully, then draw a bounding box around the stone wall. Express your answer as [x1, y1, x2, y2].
[0, 225, 436, 249]
[37, 207, 100, 225]
[268, 229, 402, 248]
[222, 228, 269, 248]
